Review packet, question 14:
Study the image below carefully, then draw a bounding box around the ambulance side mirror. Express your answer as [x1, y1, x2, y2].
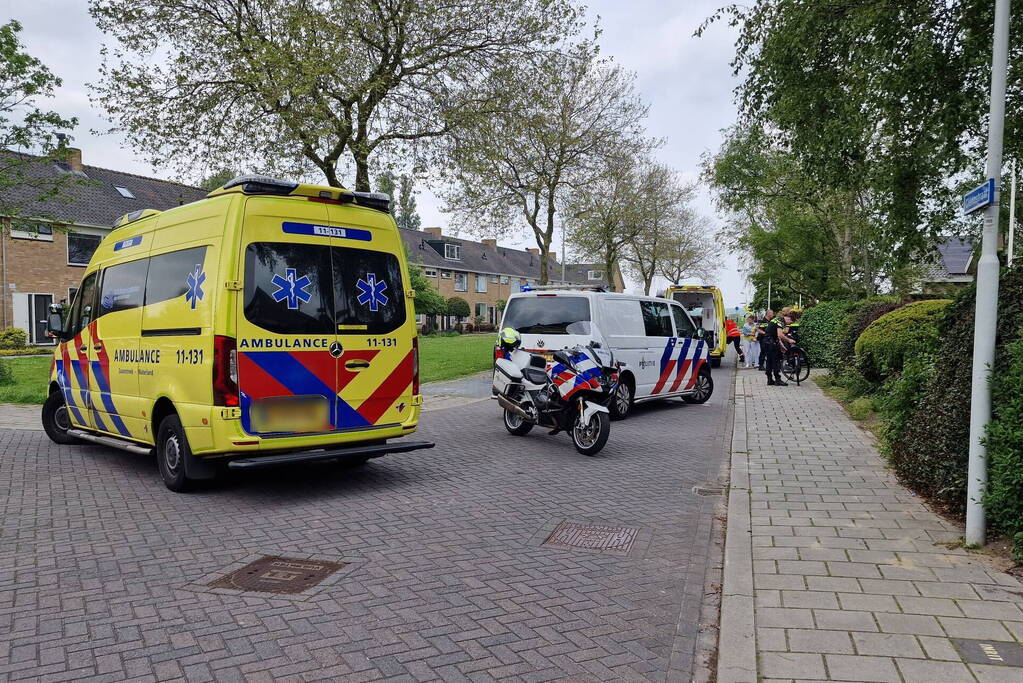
[46, 312, 65, 340]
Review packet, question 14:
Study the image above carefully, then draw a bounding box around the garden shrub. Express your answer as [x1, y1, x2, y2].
[984, 332, 1023, 561]
[833, 297, 901, 368]
[875, 353, 936, 450]
[854, 299, 951, 382]
[830, 367, 875, 399]
[847, 396, 874, 421]
[798, 301, 854, 367]
[0, 327, 27, 349]
[888, 268, 1023, 517]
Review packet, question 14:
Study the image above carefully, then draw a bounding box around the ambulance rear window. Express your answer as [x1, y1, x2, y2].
[502, 296, 590, 334]
[244, 242, 405, 335]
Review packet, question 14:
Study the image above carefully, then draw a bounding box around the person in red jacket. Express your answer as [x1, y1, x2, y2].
[725, 318, 745, 364]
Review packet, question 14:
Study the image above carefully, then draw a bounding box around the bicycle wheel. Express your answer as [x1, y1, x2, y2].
[781, 353, 797, 381]
[795, 350, 810, 382]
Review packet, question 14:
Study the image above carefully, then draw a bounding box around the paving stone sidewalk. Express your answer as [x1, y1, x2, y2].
[718, 369, 1023, 683]
[0, 403, 41, 431]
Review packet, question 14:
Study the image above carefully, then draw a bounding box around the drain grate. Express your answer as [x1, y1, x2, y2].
[692, 482, 727, 497]
[543, 522, 639, 552]
[208, 556, 347, 594]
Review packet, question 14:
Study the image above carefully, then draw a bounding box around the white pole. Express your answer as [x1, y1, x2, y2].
[767, 278, 772, 312]
[1010, 158, 1017, 265]
[966, 0, 1010, 547]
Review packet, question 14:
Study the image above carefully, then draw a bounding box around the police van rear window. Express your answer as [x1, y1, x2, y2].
[502, 296, 590, 334]
[244, 242, 405, 335]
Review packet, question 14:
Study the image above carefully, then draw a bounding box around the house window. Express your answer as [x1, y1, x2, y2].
[67, 232, 102, 267]
[587, 270, 604, 280]
[444, 243, 461, 260]
[67, 287, 78, 306]
[500, 276, 509, 285]
[10, 222, 54, 241]
[423, 267, 437, 277]
[440, 270, 452, 279]
[114, 185, 136, 199]
[454, 272, 468, 291]
[475, 274, 487, 293]
[489, 275, 499, 284]
[475, 302, 487, 318]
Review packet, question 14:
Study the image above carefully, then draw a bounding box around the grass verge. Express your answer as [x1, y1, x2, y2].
[420, 333, 495, 384]
[0, 355, 51, 404]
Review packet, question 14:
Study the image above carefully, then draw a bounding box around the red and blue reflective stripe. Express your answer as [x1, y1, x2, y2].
[685, 342, 707, 389]
[651, 338, 679, 394]
[89, 325, 131, 437]
[54, 355, 85, 425]
[668, 338, 694, 393]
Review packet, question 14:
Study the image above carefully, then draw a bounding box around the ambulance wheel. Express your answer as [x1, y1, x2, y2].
[42, 391, 81, 445]
[503, 409, 533, 436]
[157, 415, 196, 493]
[609, 379, 633, 421]
[683, 367, 714, 405]
[571, 410, 609, 456]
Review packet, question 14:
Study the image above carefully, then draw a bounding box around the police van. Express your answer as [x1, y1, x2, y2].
[498, 288, 713, 420]
[43, 175, 433, 491]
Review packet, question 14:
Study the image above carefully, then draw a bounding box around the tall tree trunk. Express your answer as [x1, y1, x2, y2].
[353, 150, 371, 192]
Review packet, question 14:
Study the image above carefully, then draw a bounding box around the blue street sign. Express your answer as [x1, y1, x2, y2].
[963, 179, 996, 215]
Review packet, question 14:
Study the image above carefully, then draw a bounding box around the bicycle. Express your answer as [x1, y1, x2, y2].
[781, 344, 810, 385]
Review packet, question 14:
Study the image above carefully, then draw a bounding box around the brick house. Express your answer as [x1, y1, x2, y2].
[0, 148, 206, 345]
[0, 149, 624, 342]
[401, 226, 625, 329]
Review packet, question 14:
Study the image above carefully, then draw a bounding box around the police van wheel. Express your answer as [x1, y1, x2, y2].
[683, 367, 714, 405]
[503, 409, 533, 436]
[157, 415, 196, 493]
[609, 380, 633, 421]
[42, 391, 81, 445]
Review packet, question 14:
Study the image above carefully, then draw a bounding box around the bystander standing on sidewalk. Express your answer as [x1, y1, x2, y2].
[741, 315, 759, 369]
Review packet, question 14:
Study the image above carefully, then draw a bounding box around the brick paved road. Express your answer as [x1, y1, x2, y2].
[0, 364, 733, 682]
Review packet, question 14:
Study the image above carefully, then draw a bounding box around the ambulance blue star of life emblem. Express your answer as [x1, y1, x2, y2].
[356, 273, 389, 312]
[271, 268, 312, 310]
[185, 264, 205, 309]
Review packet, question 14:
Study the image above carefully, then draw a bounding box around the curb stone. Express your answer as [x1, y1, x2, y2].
[716, 379, 757, 682]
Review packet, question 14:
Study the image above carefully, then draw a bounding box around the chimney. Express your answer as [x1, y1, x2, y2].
[424, 227, 443, 237]
[526, 248, 539, 255]
[548, 250, 557, 261]
[66, 147, 83, 174]
[481, 238, 497, 248]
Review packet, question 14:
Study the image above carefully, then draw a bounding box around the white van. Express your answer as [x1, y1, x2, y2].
[499, 288, 713, 419]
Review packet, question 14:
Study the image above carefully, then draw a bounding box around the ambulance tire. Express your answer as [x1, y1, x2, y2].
[157, 415, 197, 493]
[42, 390, 82, 445]
[710, 356, 722, 368]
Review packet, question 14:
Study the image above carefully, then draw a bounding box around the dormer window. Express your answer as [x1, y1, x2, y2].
[481, 252, 488, 260]
[114, 185, 136, 199]
[444, 243, 461, 260]
[587, 270, 604, 280]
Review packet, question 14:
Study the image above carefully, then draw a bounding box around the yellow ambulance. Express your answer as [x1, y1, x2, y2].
[43, 175, 432, 491]
[662, 285, 727, 367]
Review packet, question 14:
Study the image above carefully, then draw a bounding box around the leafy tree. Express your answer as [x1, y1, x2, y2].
[0, 20, 78, 219]
[375, 171, 397, 200]
[444, 41, 648, 283]
[446, 296, 470, 319]
[90, 0, 584, 191]
[396, 174, 421, 232]
[408, 263, 445, 316]
[701, 0, 1003, 258]
[198, 168, 239, 191]
[657, 215, 721, 286]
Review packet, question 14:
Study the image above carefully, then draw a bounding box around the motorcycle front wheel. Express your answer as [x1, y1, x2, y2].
[503, 409, 534, 436]
[571, 410, 610, 456]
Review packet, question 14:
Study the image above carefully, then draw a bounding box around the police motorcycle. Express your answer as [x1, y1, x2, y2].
[492, 323, 616, 456]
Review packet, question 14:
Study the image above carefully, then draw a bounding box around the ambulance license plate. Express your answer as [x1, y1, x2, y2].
[251, 396, 330, 433]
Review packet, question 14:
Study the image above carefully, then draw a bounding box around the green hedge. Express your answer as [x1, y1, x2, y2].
[985, 333, 1023, 561]
[0, 327, 27, 349]
[888, 268, 1023, 517]
[799, 301, 854, 368]
[854, 299, 951, 382]
[834, 297, 901, 367]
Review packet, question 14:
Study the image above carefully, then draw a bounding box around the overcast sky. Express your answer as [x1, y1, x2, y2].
[9, 0, 752, 308]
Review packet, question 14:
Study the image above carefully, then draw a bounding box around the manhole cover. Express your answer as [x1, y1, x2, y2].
[952, 639, 1023, 667]
[208, 556, 347, 594]
[543, 522, 639, 552]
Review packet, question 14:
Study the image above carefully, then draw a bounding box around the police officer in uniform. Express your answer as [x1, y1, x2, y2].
[760, 308, 788, 386]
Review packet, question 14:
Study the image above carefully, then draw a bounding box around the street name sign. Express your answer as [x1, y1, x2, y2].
[963, 178, 996, 215]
